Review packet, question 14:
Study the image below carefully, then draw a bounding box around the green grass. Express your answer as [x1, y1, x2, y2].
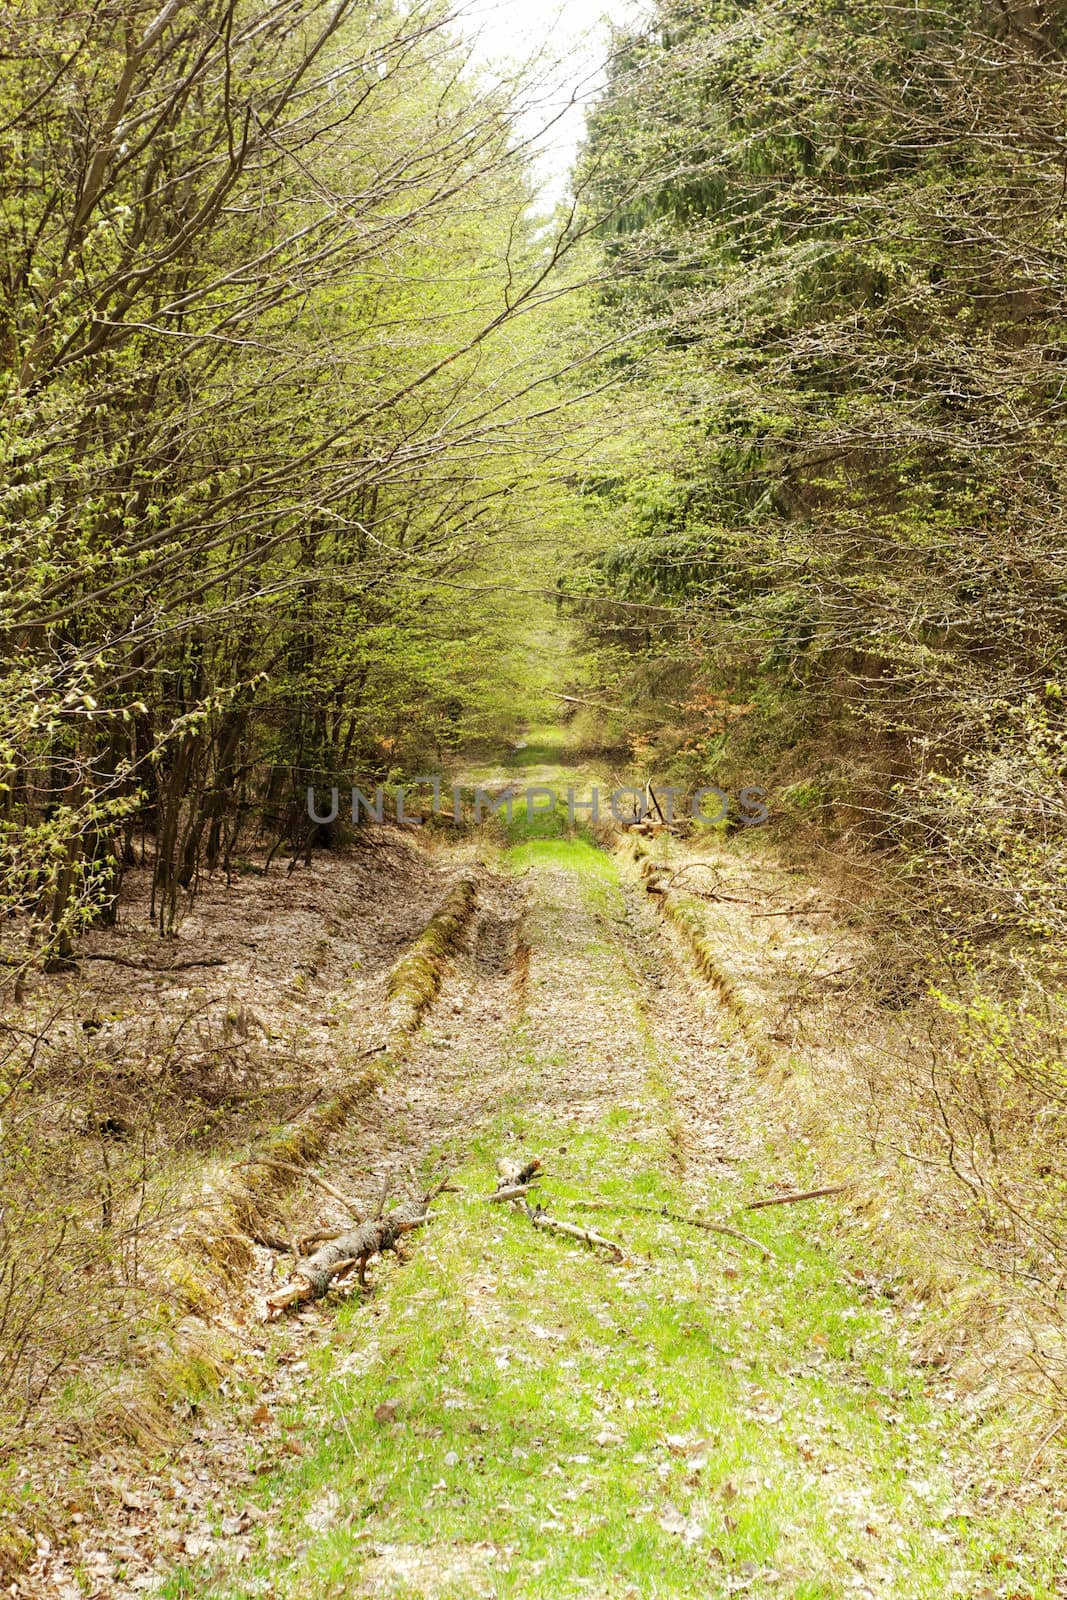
[503, 835, 617, 879]
[164, 1123, 1056, 1597]
[158, 839, 1062, 1600]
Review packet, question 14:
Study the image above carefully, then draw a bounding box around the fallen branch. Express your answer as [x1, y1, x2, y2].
[745, 1184, 849, 1210]
[555, 692, 634, 715]
[264, 1174, 449, 1315]
[82, 951, 224, 970]
[423, 1176, 459, 1203]
[236, 1157, 365, 1217]
[496, 1157, 542, 1188]
[488, 1182, 539, 1203]
[78, 953, 230, 970]
[747, 907, 834, 919]
[523, 1203, 625, 1262]
[265, 1209, 427, 1315]
[662, 865, 754, 904]
[250, 1226, 292, 1253]
[296, 1226, 344, 1253]
[568, 1196, 774, 1259]
[1023, 1413, 1066, 1480]
[676, 1216, 773, 1257]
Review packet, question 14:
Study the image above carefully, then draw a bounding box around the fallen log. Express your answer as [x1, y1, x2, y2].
[265, 1207, 427, 1316]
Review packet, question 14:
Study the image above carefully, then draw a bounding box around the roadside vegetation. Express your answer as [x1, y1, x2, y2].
[2, 0, 1067, 1590]
[564, 0, 1067, 1426]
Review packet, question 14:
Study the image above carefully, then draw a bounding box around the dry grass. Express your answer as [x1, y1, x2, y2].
[628, 828, 1067, 1453]
[0, 838, 475, 1484]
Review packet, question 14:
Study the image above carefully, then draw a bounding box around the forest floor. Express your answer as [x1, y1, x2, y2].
[9, 722, 1067, 1599]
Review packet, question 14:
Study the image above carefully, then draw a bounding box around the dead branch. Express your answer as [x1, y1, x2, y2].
[661, 864, 754, 904]
[522, 1203, 625, 1261]
[555, 692, 633, 715]
[265, 1207, 428, 1316]
[296, 1226, 345, 1253]
[77, 954, 229, 970]
[674, 1216, 773, 1257]
[1023, 1413, 1066, 1479]
[747, 907, 834, 918]
[567, 1196, 774, 1259]
[496, 1156, 542, 1188]
[487, 1182, 539, 1203]
[744, 1184, 849, 1210]
[422, 1176, 459, 1204]
[249, 1227, 292, 1252]
[236, 1158, 364, 1217]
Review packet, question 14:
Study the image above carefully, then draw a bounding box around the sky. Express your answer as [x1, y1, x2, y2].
[454, 0, 645, 209]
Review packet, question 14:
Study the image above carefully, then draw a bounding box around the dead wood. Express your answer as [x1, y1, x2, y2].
[744, 1184, 849, 1210]
[523, 1204, 625, 1260]
[264, 1174, 449, 1315]
[424, 1177, 459, 1201]
[249, 1227, 292, 1252]
[496, 1156, 542, 1188]
[555, 692, 636, 715]
[747, 907, 834, 918]
[265, 1208, 428, 1315]
[676, 1217, 772, 1256]
[661, 864, 754, 904]
[567, 1197, 774, 1259]
[78, 953, 229, 970]
[296, 1226, 345, 1254]
[237, 1157, 364, 1216]
[487, 1182, 539, 1203]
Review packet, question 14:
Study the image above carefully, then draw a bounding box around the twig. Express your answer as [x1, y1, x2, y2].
[422, 1175, 458, 1205]
[523, 1203, 625, 1261]
[236, 1158, 364, 1216]
[745, 1184, 849, 1210]
[747, 907, 834, 918]
[663, 864, 753, 904]
[674, 1215, 774, 1256]
[1023, 1413, 1065, 1479]
[334, 1394, 359, 1453]
[78, 953, 229, 969]
[569, 1196, 774, 1259]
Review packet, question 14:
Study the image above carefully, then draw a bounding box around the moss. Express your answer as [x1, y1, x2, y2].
[143, 1319, 232, 1404]
[0, 1522, 36, 1582]
[387, 876, 476, 1029]
[654, 886, 777, 1073]
[162, 1257, 224, 1315]
[187, 1066, 381, 1278]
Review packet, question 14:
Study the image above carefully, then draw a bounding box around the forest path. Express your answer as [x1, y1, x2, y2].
[134, 811, 1062, 1600]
